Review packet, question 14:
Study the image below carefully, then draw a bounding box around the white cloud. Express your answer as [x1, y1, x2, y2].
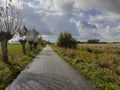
[38, 0, 53, 9]
[23, 5, 52, 35]
[54, 0, 74, 15]
[74, 0, 120, 14]
[9, 0, 120, 42]
[90, 12, 120, 22]
[75, 21, 100, 40]
[100, 26, 120, 42]
[22, 4, 79, 36]
[79, 12, 84, 18]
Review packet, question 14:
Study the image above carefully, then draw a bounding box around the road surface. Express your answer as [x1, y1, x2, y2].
[6, 45, 97, 90]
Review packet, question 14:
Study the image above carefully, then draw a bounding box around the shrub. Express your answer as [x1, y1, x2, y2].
[57, 32, 77, 48]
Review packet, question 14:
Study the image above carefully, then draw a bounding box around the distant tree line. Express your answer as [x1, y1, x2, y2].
[19, 25, 45, 54]
[87, 39, 100, 44]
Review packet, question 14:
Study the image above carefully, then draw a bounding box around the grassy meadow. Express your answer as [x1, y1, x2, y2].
[0, 44, 44, 90]
[52, 44, 120, 90]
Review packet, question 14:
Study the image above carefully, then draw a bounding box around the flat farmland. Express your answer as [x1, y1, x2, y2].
[52, 44, 120, 90]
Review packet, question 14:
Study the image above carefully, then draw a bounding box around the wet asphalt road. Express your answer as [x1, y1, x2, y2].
[6, 45, 97, 90]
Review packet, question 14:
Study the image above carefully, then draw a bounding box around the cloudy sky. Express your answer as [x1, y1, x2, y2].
[12, 0, 120, 42]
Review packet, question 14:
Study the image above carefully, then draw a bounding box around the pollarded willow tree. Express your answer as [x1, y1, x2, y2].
[0, 0, 23, 63]
[26, 29, 39, 50]
[19, 25, 28, 54]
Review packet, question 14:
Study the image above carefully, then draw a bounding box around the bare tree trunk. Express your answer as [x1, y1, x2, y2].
[33, 43, 38, 49]
[29, 43, 32, 50]
[28, 41, 33, 50]
[21, 43, 26, 54]
[1, 39, 8, 63]
[19, 40, 26, 54]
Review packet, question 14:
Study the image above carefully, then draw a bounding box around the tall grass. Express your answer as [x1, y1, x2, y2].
[52, 44, 120, 90]
[0, 44, 45, 90]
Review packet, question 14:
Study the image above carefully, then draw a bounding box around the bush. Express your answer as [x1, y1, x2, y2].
[57, 32, 77, 48]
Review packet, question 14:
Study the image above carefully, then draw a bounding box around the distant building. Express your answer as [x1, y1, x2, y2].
[8, 40, 20, 44]
[8, 35, 20, 44]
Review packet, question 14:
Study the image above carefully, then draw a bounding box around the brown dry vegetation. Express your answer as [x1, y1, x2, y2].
[52, 44, 120, 90]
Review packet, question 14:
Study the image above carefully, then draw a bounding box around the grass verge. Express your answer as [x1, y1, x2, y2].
[51, 44, 120, 90]
[0, 44, 45, 90]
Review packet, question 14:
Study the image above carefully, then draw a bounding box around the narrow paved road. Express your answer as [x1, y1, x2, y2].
[6, 45, 97, 90]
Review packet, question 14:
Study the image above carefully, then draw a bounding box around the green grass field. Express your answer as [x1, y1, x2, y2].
[0, 44, 45, 90]
[52, 44, 120, 90]
[0, 45, 21, 51]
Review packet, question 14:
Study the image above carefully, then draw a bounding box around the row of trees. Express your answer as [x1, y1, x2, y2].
[19, 25, 42, 54]
[0, 0, 44, 63]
